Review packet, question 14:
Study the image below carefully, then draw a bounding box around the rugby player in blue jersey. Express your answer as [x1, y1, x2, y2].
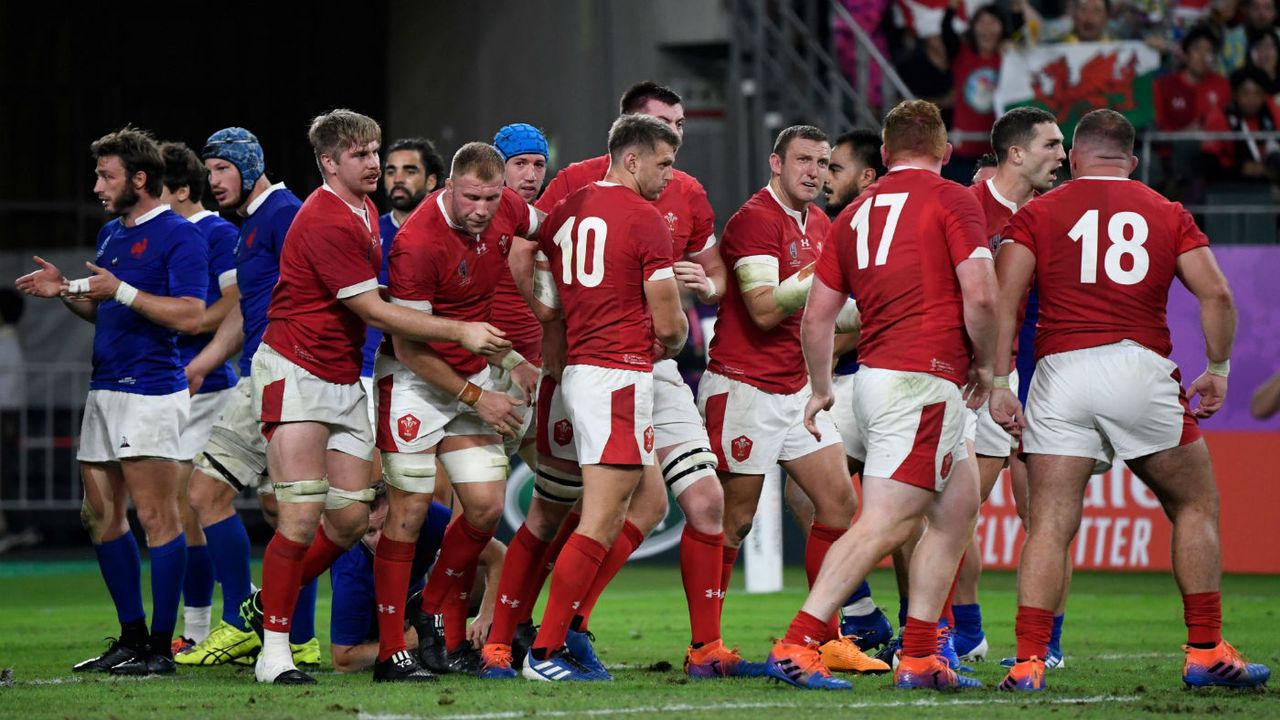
[17, 127, 208, 675]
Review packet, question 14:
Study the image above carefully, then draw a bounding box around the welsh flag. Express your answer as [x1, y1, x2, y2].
[993, 41, 1162, 139]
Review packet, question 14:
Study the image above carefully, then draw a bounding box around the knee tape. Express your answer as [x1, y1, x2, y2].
[533, 463, 583, 504]
[660, 441, 718, 492]
[326, 486, 377, 510]
[439, 444, 509, 484]
[272, 477, 329, 504]
[381, 451, 437, 494]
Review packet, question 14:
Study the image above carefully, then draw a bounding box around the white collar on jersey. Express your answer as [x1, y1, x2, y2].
[187, 209, 217, 224]
[246, 182, 287, 216]
[1076, 175, 1131, 181]
[985, 178, 1019, 214]
[133, 204, 170, 226]
[388, 211, 403, 229]
[322, 183, 370, 231]
[765, 183, 808, 233]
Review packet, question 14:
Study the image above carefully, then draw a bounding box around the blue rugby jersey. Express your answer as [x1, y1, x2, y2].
[329, 501, 452, 647]
[1015, 286, 1040, 405]
[359, 212, 399, 378]
[179, 211, 239, 393]
[235, 184, 301, 377]
[90, 206, 208, 394]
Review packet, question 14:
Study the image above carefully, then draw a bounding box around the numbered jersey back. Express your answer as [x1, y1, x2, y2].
[1001, 177, 1209, 360]
[538, 182, 675, 371]
[815, 167, 988, 385]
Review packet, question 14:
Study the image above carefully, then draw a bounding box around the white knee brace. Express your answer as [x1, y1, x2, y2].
[381, 451, 437, 494]
[439, 444, 509, 484]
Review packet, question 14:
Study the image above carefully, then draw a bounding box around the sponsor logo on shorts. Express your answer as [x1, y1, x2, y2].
[940, 451, 954, 480]
[130, 237, 148, 258]
[553, 419, 573, 446]
[643, 425, 655, 453]
[398, 413, 421, 442]
[731, 435, 753, 462]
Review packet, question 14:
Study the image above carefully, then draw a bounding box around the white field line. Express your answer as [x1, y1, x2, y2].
[359, 694, 1141, 720]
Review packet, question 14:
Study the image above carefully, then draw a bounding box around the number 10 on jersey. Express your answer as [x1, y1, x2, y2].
[553, 216, 607, 287]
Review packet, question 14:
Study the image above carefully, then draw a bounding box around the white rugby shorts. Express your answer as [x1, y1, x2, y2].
[193, 377, 270, 492]
[851, 366, 969, 492]
[178, 387, 235, 461]
[252, 344, 373, 461]
[1022, 340, 1200, 472]
[78, 388, 189, 463]
[696, 370, 840, 475]
[559, 364, 655, 467]
[374, 356, 529, 454]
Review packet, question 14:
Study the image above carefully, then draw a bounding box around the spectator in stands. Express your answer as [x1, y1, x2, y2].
[1201, 66, 1280, 182]
[1061, 0, 1112, 41]
[897, 32, 954, 120]
[1205, 0, 1250, 72]
[1243, 0, 1278, 37]
[945, 3, 1011, 182]
[1156, 24, 1233, 132]
[1246, 28, 1280, 95]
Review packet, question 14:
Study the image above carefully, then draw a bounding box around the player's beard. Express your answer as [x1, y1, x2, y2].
[389, 187, 425, 213]
[106, 185, 139, 218]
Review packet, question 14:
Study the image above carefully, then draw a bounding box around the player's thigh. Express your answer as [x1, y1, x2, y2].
[81, 461, 127, 539]
[780, 443, 853, 522]
[854, 367, 968, 494]
[1022, 349, 1114, 473]
[121, 457, 183, 531]
[1124, 437, 1218, 519]
[653, 372, 718, 502]
[858, 473, 935, 540]
[194, 378, 271, 495]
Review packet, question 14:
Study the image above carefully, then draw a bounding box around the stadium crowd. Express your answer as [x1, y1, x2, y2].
[12, 77, 1271, 693]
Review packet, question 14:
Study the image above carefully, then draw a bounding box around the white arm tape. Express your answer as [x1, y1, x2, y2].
[114, 281, 139, 307]
[834, 298, 860, 333]
[66, 278, 91, 295]
[533, 265, 560, 309]
[733, 256, 779, 294]
[773, 269, 813, 313]
[500, 349, 527, 371]
[1207, 360, 1230, 377]
[703, 276, 718, 300]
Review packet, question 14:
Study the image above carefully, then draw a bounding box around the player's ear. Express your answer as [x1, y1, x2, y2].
[1128, 154, 1139, 176]
[941, 142, 954, 166]
[426, 174, 439, 192]
[768, 153, 782, 177]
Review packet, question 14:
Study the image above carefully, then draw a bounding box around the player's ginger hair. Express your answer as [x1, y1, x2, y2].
[450, 142, 506, 182]
[308, 108, 382, 171]
[882, 99, 948, 164]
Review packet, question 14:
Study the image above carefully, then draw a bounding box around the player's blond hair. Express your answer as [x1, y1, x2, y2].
[882, 100, 947, 162]
[450, 142, 505, 182]
[308, 109, 382, 172]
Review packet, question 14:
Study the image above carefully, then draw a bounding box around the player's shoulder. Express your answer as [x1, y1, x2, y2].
[553, 155, 609, 187]
[669, 168, 709, 198]
[726, 187, 776, 225]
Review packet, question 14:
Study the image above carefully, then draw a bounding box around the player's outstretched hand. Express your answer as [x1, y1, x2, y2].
[988, 387, 1024, 437]
[476, 391, 524, 439]
[15, 256, 68, 298]
[510, 361, 539, 405]
[802, 392, 833, 441]
[79, 262, 122, 302]
[1188, 371, 1227, 419]
[468, 606, 494, 650]
[459, 322, 511, 357]
[673, 260, 710, 295]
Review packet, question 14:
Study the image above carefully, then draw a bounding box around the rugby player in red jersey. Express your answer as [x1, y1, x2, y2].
[991, 109, 1269, 691]
[766, 100, 997, 691]
[246, 110, 509, 685]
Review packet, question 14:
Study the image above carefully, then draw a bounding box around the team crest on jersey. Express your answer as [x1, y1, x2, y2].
[244, 228, 257, 251]
[664, 212, 678, 233]
[554, 419, 573, 446]
[397, 414, 421, 442]
[940, 451, 954, 480]
[499, 235, 510, 253]
[131, 238, 148, 258]
[643, 426, 655, 453]
[731, 435, 753, 462]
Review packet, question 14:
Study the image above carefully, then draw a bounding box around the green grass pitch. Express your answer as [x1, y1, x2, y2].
[0, 562, 1276, 719]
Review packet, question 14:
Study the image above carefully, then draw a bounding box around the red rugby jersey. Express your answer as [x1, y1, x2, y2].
[999, 176, 1209, 361]
[816, 167, 988, 385]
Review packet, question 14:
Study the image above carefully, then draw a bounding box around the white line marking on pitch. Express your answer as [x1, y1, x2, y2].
[359, 694, 1140, 720]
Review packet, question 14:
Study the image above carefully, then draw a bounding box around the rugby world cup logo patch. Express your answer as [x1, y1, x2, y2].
[643, 425, 655, 453]
[398, 413, 420, 442]
[940, 451, 954, 480]
[731, 435, 753, 462]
